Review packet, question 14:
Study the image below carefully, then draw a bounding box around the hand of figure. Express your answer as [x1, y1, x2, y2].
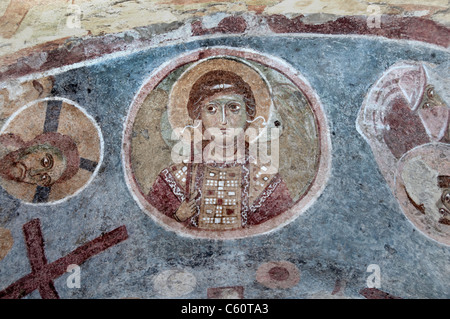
[174, 191, 199, 222]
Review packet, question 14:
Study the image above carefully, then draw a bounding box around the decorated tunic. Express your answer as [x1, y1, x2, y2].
[146, 159, 293, 230]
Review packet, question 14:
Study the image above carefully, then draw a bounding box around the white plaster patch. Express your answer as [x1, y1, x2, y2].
[153, 269, 197, 297]
[24, 52, 48, 70]
[201, 12, 230, 29]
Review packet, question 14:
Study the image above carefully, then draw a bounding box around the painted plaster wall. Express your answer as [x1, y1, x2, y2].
[0, 0, 449, 59]
[0, 35, 449, 299]
[0, 0, 449, 300]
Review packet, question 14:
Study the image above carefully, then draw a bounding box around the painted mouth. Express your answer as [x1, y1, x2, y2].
[220, 128, 231, 135]
[220, 128, 239, 135]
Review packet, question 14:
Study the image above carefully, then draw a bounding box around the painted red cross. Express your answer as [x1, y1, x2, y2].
[0, 219, 128, 299]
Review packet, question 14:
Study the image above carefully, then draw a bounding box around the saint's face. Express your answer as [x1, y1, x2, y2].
[2, 144, 67, 187]
[200, 92, 248, 148]
[418, 85, 449, 141]
[438, 189, 450, 224]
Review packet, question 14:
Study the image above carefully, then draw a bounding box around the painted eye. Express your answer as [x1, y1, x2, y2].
[228, 103, 241, 113]
[423, 102, 431, 109]
[444, 193, 450, 203]
[206, 105, 217, 114]
[427, 87, 435, 99]
[40, 173, 51, 186]
[440, 208, 448, 215]
[41, 154, 53, 169]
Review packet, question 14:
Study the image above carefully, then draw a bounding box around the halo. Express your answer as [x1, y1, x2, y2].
[168, 57, 273, 144]
[0, 98, 103, 205]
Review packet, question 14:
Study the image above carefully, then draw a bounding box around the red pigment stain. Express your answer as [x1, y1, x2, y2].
[192, 16, 247, 36]
[360, 288, 402, 299]
[266, 15, 450, 48]
[268, 266, 290, 281]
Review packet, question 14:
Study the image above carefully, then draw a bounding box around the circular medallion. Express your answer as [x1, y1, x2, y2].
[395, 143, 450, 245]
[0, 98, 103, 204]
[123, 47, 331, 239]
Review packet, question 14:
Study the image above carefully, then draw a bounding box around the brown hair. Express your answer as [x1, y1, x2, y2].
[186, 70, 256, 122]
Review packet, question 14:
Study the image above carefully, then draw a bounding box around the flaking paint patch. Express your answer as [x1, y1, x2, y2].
[0, 0, 449, 59]
[0, 227, 13, 262]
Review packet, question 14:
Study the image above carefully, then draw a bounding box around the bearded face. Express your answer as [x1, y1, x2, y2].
[0, 143, 67, 187]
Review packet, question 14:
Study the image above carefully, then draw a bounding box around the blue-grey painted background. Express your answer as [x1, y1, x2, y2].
[0, 35, 449, 299]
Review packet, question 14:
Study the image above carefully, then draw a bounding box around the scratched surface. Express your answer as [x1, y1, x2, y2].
[0, 36, 449, 299]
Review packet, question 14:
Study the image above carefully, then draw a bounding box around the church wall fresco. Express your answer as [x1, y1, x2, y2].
[0, 3, 449, 300]
[0, 98, 103, 204]
[357, 60, 450, 245]
[123, 47, 331, 239]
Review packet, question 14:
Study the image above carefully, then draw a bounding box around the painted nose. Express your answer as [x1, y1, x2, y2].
[221, 106, 228, 125]
[28, 168, 47, 177]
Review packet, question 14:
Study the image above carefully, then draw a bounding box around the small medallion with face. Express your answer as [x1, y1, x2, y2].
[0, 98, 103, 204]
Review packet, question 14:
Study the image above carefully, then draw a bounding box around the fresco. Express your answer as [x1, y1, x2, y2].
[0, 98, 103, 204]
[356, 60, 450, 245]
[0, 6, 449, 300]
[123, 48, 331, 239]
[0, 218, 127, 299]
[255, 261, 300, 289]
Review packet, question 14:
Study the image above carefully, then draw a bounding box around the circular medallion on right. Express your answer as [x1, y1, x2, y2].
[395, 143, 450, 245]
